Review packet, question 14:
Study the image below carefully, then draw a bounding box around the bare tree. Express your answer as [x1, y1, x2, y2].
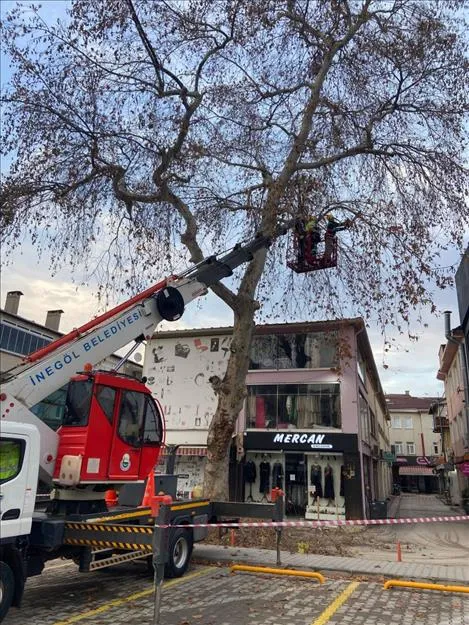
[1, 0, 468, 497]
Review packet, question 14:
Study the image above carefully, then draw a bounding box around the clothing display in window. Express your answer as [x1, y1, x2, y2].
[310, 464, 323, 499]
[244, 460, 257, 483]
[244, 459, 257, 502]
[324, 464, 335, 500]
[272, 461, 284, 489]
[259, 461, 271, 493]
[340, 465, 345, 497]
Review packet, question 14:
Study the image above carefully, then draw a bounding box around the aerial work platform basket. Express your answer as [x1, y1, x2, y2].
[287, 230, 338, 274]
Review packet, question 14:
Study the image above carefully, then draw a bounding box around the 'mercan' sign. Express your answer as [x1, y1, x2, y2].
[243, 431, 359, 453]
[273, 433, 332, 449]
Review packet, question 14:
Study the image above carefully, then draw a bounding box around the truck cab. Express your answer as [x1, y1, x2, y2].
[0, 422, 40, 620]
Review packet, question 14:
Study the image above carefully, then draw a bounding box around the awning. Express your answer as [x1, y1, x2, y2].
[398, 466, 434, 476]
[162, 446, 207, 457]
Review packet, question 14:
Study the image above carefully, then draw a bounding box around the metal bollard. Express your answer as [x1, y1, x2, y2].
[152, 496, 172, 625]
[272, 491, 284, 566]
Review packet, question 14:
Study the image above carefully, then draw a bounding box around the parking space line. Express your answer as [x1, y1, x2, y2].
[52, 567, 214, 625]
[310, 581, 360, 625]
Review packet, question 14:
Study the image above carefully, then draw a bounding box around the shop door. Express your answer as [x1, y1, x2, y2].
[285, 453, 307, 516]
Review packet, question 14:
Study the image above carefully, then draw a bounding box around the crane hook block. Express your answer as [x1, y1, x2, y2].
[155, 287, 185, 321]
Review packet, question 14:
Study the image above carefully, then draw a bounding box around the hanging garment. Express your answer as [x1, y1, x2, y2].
[259, 461, 271, 493]
[244, 460, 257, 484]
[324, 465, 335, 500]
[340, 465, 345, 497]
[310, 464, 323, 498]
[272, 462, 284, 489]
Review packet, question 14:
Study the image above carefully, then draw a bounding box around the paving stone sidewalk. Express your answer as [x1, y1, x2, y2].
[193, 543, 469, 584]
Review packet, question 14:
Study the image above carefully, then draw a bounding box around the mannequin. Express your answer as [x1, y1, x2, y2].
[259, 456, 271, 501]
[310, 463, 323, 500]
[272, 461, 284, 489]
[324, 463, 335, 504]
[340, 465, 345, 497]
[244, 459, 257, 502]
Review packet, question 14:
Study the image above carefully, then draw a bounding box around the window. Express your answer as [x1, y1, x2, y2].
[402, 416, 413, 429]
[433, 443, 439, 454]
[63, 379, 93, 426]
[142, 398, 163, 444]
[31, 386, 68, 431]
[406, 442, 416, 455]
[394, 442, 403, 454]
[118, 390, 145, 446]
[0, 438, 25, 484]
[0, 322, 51, 356]
[359, 394, 370, 441]
[249, 331, 338, 370]
[245, 383, 341, 430]
[357, 350, 366, 383]
[391, 416, 401, 429]
[95, 385, 116, 425]
[369, 410, 377, 439]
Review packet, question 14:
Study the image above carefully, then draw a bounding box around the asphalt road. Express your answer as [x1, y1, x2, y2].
[3, 558, 468, 625]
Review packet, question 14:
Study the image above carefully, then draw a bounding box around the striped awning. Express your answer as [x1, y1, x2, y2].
[162, 446, 207, 457]
[399, 466, 434, 476]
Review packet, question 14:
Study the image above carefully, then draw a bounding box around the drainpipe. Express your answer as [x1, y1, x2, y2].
[444, 311, 469, 451]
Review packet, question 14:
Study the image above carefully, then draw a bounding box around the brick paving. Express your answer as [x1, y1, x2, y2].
[4, 559, 469, 625]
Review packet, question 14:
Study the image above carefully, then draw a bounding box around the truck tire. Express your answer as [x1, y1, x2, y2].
[0, 561, 15, 622]
[165, 528, 193, 579]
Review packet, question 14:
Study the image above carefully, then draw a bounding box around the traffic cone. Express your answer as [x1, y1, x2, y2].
[105, 489, 118, 508]
[141, 469, 155, 507]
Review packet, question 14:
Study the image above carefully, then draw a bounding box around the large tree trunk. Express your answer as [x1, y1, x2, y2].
[203, 298, 258, 499]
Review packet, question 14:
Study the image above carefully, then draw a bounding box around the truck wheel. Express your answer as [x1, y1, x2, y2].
[165, 528, 193, 579]
[0, 561, 15, 622]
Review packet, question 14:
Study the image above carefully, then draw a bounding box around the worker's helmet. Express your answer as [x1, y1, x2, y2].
[326, 213, 333, 220]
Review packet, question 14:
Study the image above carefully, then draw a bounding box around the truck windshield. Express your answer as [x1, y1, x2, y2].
[63, 379, 93, 426]
[31, 385, 68, 431]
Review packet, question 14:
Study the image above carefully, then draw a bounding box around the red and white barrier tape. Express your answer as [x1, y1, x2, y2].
[156, 515, 469, 529]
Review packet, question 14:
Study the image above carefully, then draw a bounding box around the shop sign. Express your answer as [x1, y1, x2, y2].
[243, 431, 358, 453]
[383, 452, 396, 463]
[395, 455, 434, 466]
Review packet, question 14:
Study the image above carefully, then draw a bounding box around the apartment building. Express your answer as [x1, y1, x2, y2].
[144, 318, 392, 520]
[387, 392, 441, 493]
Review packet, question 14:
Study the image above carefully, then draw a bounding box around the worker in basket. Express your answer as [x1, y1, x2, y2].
[305, 216, 322, 260]
[324, 213, 350, 260]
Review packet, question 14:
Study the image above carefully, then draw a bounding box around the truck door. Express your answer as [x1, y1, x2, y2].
[108, 389, 145, 480]
[0, 429, 38, 539]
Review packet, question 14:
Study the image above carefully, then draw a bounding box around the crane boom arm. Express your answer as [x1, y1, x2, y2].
[0, 231, 279, 482]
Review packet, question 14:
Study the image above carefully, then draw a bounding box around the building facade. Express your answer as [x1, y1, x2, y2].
[144, 318, 392, 520]
[437, 313, 468, 506]
[387, 393, 441, 493]
[453, 246, 469, 503]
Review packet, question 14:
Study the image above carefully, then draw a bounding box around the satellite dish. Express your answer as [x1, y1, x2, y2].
[134, 352, 143, 363]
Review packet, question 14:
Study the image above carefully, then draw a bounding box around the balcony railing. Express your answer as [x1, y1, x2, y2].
[433, 416, 449, 433]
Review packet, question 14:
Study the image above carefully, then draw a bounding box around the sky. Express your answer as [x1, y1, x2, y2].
[1, 0, 466, 398]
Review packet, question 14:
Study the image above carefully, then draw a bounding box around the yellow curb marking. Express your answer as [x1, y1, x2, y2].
[52, 567, 213, 625]
[310, 581, 360, 625]
[231, 564, 325, 583]
[384, 579, 469, 594]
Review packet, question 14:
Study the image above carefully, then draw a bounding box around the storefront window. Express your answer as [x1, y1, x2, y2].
[249, 332, 338, 370]
[245, 383, 341, 430]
